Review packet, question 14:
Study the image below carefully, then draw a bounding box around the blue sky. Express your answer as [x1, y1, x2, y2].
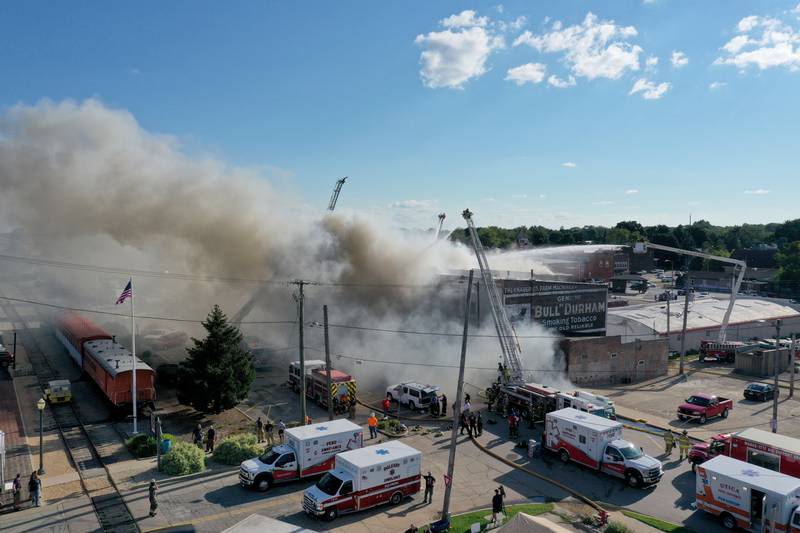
[1, 1, 798, 230]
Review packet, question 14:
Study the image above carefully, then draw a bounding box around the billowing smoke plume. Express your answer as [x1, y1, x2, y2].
[0, 99, 568, 397]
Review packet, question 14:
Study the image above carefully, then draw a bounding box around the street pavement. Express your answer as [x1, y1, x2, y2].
[121, 426, 578, 533]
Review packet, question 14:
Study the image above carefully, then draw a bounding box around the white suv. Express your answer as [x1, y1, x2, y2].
[386, 382, 440, 411]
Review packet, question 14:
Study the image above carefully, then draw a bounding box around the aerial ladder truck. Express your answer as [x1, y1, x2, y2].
[633, 242, 748, 372]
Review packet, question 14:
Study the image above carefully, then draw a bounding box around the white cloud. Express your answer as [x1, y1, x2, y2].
[562, 162, 577, 168]
[441, 10, 488, 28]
[715, 14, 800, 71]
[416, 13, 505, 89]
[127, 67, 141, 76]
[592, 200, 613, 205]
[625, 188, 639, 195]
[512, 193, 528, 199]
[645, 55, 659, 68]
[671, 50, 689, 67]
[388, 199, 433, 208]
[744, 188, 771, 195]
[547, 74, 577, 88]
[709, 81, 727, 90]
[738, 16, 760, 33]
[723, 35, 751, 54]
[505, 62, 547, 85]
[513, 12, 643, 81]
[629, 78, 671, 99]
[496, 4, 504, 14]
[509, 16, 527, 31]
[539, 194, 547, 199]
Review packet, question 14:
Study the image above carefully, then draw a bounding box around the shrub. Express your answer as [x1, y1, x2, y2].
[126, 433, 176, 458]
[605, 521, 631, 533]
[212, 433, 263, 465]
[161, 441, 206, 475]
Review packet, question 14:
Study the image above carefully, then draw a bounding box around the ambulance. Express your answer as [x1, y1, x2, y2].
[302, 441, 422, 521]
[545, 408, 662, 488]
[696, 455, 800, 531]
[239, 419, 363, 492]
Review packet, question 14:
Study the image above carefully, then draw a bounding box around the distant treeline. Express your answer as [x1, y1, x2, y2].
[449, 219, 800, 282]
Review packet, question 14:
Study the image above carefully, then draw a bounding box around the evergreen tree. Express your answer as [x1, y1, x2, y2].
[177, 305, 254, 413]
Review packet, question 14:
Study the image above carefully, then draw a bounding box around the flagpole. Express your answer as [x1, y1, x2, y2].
[130, 277, 137, 434]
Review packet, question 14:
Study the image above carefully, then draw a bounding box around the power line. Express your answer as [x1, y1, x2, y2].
[0, 295, 296, 325]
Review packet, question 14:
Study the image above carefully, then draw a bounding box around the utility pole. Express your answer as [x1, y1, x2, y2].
[291, 280, 316, 425]
[666, 296, 671, 339]
[12, 330, 16, 370]
[790, 334, 796, 399]
[772, 319, 782, 433]
[678, 273, 691, 375]
[323, 305, 334, 422]
[442, 269, 473, 522]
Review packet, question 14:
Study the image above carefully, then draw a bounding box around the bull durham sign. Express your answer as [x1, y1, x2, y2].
[502, 279, 607, 334]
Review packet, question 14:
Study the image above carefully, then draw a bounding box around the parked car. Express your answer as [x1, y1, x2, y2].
[743, 382, 778, 402]
[677, 393, 733, 424]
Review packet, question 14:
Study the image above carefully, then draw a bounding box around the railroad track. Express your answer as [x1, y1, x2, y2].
[0, 292, 139, 532]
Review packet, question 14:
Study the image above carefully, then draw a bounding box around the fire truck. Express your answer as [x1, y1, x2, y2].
[305, 368, 357, 411]
[699, 340, 760, 363]
[689, 427, 800, 478]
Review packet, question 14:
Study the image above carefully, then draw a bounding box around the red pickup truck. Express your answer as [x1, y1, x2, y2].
[677, 393, 733, 424]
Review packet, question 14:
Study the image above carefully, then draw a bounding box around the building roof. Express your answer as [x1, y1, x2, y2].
[735, 427, 800, 456]
[608, 298, 800, 335]
[702, 455, 800, 496]
[611, 274, 646, 281]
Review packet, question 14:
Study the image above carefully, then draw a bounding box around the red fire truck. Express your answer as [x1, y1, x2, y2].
[698, 340, 762, 363]
[305, 368, 358, 411]
[689, 427, 800, 478]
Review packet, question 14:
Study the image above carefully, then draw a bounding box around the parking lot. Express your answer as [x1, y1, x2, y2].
[586, 361, 800, 442]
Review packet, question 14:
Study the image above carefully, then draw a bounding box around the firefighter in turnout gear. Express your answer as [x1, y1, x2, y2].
[663, 430, 675, 456]
[678, 430, 691, 460]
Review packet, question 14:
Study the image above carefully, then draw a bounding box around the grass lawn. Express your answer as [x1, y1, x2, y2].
[622, 510, 697, 533]
[441, 503, 554, 533]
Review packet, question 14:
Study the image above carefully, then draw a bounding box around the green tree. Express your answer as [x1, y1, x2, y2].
[177, 305, 254, 413]
[777, 241, 800, 281]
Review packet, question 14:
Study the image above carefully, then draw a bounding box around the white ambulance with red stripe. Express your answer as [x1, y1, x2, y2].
[696, 455, 800, 531]
[239, 419, 363, 491]
[545, 408, 662, 488]
[302, 441, 421, 521]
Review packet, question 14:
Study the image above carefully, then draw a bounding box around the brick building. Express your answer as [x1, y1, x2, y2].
[559, 335, 668, 386]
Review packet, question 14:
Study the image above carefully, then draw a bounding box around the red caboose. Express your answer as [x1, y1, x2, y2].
[55, 312, 155, 408]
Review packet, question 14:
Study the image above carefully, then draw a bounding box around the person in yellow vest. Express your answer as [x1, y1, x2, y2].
[678, 430, 691, 460]
[663, 430, 675, 456]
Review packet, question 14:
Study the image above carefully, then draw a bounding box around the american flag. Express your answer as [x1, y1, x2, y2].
[115, 280, 132, 305]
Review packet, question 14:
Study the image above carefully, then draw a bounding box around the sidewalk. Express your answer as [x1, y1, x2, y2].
[0, 367, 33, 510]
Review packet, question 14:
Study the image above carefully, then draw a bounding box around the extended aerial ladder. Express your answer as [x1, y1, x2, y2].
[462, 209, 524, 384]
[328, 177, 347, 211]
[435, 213, 446, 241]
[633, 242, 747, 342]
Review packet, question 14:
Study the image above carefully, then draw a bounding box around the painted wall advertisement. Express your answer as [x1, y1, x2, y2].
[502, 280, 607, 334]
